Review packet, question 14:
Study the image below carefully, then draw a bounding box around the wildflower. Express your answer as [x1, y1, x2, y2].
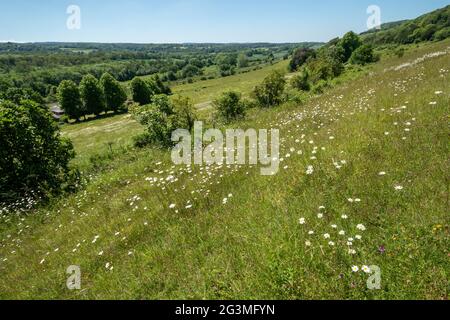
[308, 230, 315, 235]
[299, 218, 306, 225]
[379, 171, 386, 176]
[328, 241, 335, 246]
[435, 91, 443, 95]
[98, 251, 104, 256]
[356, 224, 366, 231]
[92, 235, 100, 243]
[348, 249, 356, 255]
[362, 265, 371, 273]
[331, 224, 337, 229]
[378, 245, 386, 254]
[355, 235, 362, 240]
[341, 215, 348, 220]
[169, 204, 176, 209]
[352, 266, 359, 272]
[323, 233, 331, 239]
[339, 230, 345, 236]
[306, 165, 314, 175]
[394, 185, 404, 191]
[305, 241, 312, 247]
[317, 213, 324, 219]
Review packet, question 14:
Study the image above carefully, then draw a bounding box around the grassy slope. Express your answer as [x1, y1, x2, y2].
[63, 60, 290, 170]
[171, 60, 290, 104]
[0, 40, 449, 299]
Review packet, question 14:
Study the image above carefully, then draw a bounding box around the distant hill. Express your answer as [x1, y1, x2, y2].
[360, 20, 409, 35]
[362, 5, 450, 44]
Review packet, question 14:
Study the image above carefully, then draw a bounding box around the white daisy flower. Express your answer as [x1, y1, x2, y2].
[362, 265, 371, 273]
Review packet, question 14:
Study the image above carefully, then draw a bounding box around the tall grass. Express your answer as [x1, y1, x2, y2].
[0, 40, 449, 299]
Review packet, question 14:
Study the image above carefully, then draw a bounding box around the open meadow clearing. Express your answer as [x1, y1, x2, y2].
[1, 38, 448, 299]
[61, 60, 292, 170]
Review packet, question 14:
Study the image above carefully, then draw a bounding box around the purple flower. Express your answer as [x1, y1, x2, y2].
[378, 245, 386, 254]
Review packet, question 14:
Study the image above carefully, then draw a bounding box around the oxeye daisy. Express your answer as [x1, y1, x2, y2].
[362, 265, 371, 273]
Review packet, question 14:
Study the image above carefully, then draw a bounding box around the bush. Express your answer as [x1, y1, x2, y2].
[307, 58, 334, 83]
[253, 71, 286, 108]
[350, 45, 378, 65]
[311, 80, 330, 94]
[289, 48, 316, 71]
[434, 27, 450, 41]
[338, 31, 362, 62]
[0, 100, 75, 203]
[394, 47, 406, 58]
[172, 95, 197, 131]
[132, 94, 197, 147]
[290, 69, 311, 91]
[214, 91, 246, 122]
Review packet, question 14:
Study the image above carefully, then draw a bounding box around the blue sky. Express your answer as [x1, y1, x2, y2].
[1, 0, 449, 43]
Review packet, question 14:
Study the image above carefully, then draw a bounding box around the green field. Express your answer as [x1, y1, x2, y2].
[0, 39, 449, 299]
[62, 60, 291, 169]
[171, 60, 290, 104]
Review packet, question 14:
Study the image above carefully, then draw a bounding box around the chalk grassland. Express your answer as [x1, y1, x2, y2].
[63, 60, 290, 170]
[0, 40, 449, 299]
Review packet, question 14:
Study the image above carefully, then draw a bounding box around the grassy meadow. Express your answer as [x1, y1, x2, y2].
[0, 39, 449, 299]
[62, 59, 291, 170]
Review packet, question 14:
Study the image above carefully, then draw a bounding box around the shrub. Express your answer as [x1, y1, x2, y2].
[338, 31, 363, 62]
[290, 69, 311, 91]
[289, 48, 316, 71]
[311, 80, 330, 94]
[434, 27, 450, 41]
[350, 45, 378, 65]
[214, 91, 246, 122]
[307, 58, 334, 83]
[394, 47, 406, 58]
[0, 100, 75, 203]
[253, 71, 286, 108]
[132, 94, 196, 147]
[172, 95, 197, 131]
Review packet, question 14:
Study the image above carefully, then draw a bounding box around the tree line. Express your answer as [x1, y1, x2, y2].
[57, 73, 172, 122]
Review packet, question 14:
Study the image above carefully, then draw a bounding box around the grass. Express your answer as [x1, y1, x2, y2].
[0, 40, 449, 299]
[62, 59, 291, 170]
[171, 60, 290, 104]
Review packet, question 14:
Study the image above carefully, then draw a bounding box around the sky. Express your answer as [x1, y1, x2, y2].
[0, 0, 449, 43]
